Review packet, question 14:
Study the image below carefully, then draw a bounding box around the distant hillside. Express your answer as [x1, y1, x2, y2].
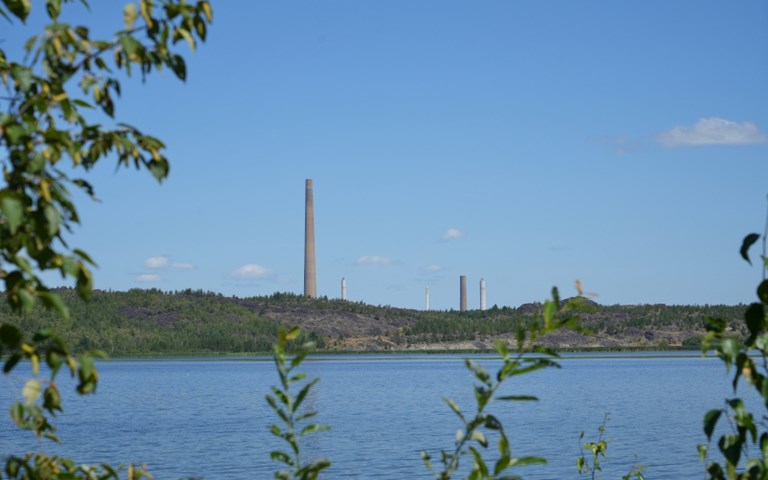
[0, 288, 747, 355]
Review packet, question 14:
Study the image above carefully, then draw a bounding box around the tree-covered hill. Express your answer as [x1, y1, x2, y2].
[0, 288, 746, 355]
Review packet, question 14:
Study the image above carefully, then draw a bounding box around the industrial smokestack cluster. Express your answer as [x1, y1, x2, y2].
[457, 276, 488, 311]
[303, 180, 488, 310]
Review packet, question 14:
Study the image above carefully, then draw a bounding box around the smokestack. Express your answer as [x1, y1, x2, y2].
[425, 286, 430, 311]
[304, 179, 316, 298]
[460, 275, 467, 311]
[480, 278, 486, 311]
[341, 277, 347, 300]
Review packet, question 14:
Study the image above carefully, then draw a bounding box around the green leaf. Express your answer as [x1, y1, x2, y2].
[300, 424, 329, 435]
[758, 280, 768, 304]
[5, 124, 26, 144]
[170, 54, 186, 81]
[740, 233, 760, 265]
[174, 27, 196, 50]
[497, 395, 538, 402]
[284, 327, 301, 343]
[421, 451, 433, 471]
[0, 190, 24, 234]
[22, 379, 41, 405]
[444, 397, 465, 422]
[293, 377, 318, 412]
[270, 451, 293, 465]
[43, 204, 61, 237]
[719, 337, 740, 365]
[468, 447, 489, 476]
[508, 456, 547, 467]
[124, 3, 137, 28]
[470, 430, 488, 448]
[73, 248, 96, 265]
[484, 414, 502, 431]
[495, 339, 510, 359]
[18, 288, 35, 312]
[704, 409, 722, 440]
[745, 303, 765, 338]
[73, 99, 94, 109]
[5, 0, 31, 22]
[4, 353, 22, 373]
[43, 384, 62, 412]
[38, 291, 69, 320]
[119, 34, 140, 58]
[200, 1, 213, 22]
[465, 359, 491, 386]
[697, 444, 708, 463]
[45, 0, 61, 19]
[145, 157, 169, 181]
[0, 324, 23, 348]
[705, 316, 726, 333]
[11, 64, 33, 91]
[719, 434, 742, 467]
[543, 300, 556, 326]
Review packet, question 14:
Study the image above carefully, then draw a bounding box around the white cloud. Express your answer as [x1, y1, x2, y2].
[231, 263, 273, 279]
[144, 256, 194, 271]
[441, 228, 464, 241]
[657, 117, 767, 148]
[136, 273, 161, 283]
[170, 262, 194, 270]
[356, 255, 395, 266]
[144, 256, 170, 269]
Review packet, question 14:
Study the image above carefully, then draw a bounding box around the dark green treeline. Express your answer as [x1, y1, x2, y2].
[0, 288, 747, 355]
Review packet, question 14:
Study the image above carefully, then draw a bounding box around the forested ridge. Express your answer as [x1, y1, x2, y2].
[0, 288, 746, 355]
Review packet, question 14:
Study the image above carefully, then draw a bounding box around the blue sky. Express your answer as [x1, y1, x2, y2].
[9, 1, 768, 310]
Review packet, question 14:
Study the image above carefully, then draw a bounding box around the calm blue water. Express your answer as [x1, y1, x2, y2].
[0, 353, 753, 479]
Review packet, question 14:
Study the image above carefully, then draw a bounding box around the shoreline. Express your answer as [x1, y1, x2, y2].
[103, 345, 712, 361]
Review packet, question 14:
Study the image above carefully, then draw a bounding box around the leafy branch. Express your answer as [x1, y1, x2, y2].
[0, 0, 212, 319]
[267, 327, 331, 480]
[577, 414, 645, 480]
[422, 288, 589, 480]
[699, 226, 768, 479]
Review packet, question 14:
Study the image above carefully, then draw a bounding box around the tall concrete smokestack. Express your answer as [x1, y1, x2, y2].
[460, 275, 467, 311]
[304, 179, 316, 298]
[341, 277, 347, 300]
[425, 286, 430, 311]
[480, 278, 486, 311]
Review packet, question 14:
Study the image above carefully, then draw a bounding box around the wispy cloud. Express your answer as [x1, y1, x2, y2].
[441, 228, 464, 242]
[144, 255, 194, 271]
[657, 117, 767, 148]
[136, 273, 161, 283]
[356, 255, 395, 266]
[144, 256, 170, 269]
[231, 263, 273, 279]
[425, 264, 447, 273]
[418, 263, 448, 284]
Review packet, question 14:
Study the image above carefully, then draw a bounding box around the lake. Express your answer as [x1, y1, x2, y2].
[0, 353, 751, 479]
